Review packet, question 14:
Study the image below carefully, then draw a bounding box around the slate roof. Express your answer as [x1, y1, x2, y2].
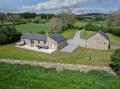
[98, 30, 109, 40]
[21, 34, 47, 41]
[21, 34, 66, 43]
[88, 30, 109, 40]
[49, 34, 66, 43]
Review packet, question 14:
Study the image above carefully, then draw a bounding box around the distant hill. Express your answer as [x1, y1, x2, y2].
[78, 13, 107, 17]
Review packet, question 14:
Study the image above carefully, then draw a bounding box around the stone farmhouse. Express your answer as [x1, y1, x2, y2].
[86, 30, 110, 50]
[21, 34, 67, 51]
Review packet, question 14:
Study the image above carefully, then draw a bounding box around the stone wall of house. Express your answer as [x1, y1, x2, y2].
[86, 33, 109, 50]
[21, 39, 47, 47]
[21, 39, 31, 45]
[47, 36, 58, 50]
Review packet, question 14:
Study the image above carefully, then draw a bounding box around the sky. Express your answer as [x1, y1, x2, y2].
[0, 0, 120, 14]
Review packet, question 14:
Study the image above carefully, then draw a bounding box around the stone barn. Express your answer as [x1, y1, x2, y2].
[86, 30, 110, 50]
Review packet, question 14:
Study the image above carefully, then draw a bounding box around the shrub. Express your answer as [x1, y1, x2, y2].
[38, 31, 45, 34]
[84, 23, 99, 31]
[0, 25, 21, 45]
[110, 49, 120, 75]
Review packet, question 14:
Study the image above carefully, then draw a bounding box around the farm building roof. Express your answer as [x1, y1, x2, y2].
[21, 34, 66, 43]
[21, 34, 47, 41]
[49, 34, 66, 43]
[98, 30, 109, 40]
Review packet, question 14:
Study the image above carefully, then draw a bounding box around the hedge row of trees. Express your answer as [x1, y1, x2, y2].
[84, 23, 120, 37]
[0, 12, 55, 25]
[0, 25, 21, 45]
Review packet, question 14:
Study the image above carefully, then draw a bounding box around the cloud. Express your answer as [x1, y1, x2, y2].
[17, 0, 120, 14]
[18, 0, 89, 13]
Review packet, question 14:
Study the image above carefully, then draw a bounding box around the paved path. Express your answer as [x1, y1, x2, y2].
[61, 30, 86, 53]
[0, 59, 116, 75]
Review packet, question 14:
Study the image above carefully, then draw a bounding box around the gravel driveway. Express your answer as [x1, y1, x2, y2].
[61, 30, 86, 53]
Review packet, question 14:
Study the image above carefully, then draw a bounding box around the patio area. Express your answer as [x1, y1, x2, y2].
[16, 45, 56, 54]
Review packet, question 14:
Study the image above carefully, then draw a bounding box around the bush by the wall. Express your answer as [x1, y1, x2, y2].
[110, 49, 120, 75]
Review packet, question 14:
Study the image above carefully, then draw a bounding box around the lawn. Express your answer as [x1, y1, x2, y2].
[16, 23, 50, 33]
[0, 44, 113, 66]
[109, 33, 120, 46]
[74, 20, 104, 28]
[74, 20, 88, 27]
[61, 29, 78, 39]
[80, 31, 120, 46]
[80, 31, 95, 39]
[0, 63, 120, 89]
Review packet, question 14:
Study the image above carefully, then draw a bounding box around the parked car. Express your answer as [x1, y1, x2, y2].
[44, 46, 49, 49]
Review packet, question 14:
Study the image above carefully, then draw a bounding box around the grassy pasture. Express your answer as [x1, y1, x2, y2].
[16, 23, 50, 33]
[61, 29, 78, 39]
[0, 63, 120, 89]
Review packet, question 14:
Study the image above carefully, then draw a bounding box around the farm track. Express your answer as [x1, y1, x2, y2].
[0, 59, 116, 75]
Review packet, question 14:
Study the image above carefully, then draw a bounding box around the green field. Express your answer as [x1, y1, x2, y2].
[74, 21, 88, 27]
[80, 31, 95, 39]
[74, 20, 104, 28]
[0, 44, 113, 66]
[80, 31, 120, 46]
[16, 23, 50, 33]
[109, 33, 120, 46]
[0, 63, 120, 89]
[61, 29, 78, 39]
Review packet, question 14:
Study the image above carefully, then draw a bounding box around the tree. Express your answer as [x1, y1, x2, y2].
[0, 13, 6, 21]
[32, 16, 42, 24]
[49, 17, 63, 33]
[0, 25, 21, 45]
[57, 11, 76, 29]
[49, 11, 76, 33]
[20, 12, 36, 19]
[7, 14, 21, 24]
[84, 23, 99, 31]
[105, 10, 120, 27]
[110, 49, 120, 75]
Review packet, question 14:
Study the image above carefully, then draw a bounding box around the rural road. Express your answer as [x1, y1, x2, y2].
[0, 59, 116, 75]
[61, 30, 86, 53]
